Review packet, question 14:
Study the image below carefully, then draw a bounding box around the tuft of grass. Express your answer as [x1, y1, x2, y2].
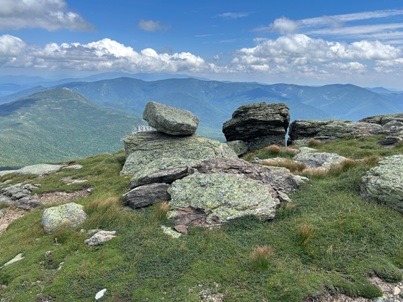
[307, 138, 322, 147]
[297, 223, 315, 247]
[151, 201, 170, 222]
[242, 144, 299, 161]
[261, 158, 307, 173]
[250, 245, 273, 270]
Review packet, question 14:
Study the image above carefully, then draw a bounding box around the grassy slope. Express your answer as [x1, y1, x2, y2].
[0, 88, 142, 168]
[0, 137, 402, 301]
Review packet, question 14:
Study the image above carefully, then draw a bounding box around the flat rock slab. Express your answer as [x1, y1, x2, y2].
[85, 230, 117, 246]
[294, 152, 346, 169]
[17, 164, 64, 175]
[361, 155, 403, 213]
[123, 183, 170, 209]
[168, 173, 279, 227]
[143, 101, 199, 136]
[42, 202, 87, 233]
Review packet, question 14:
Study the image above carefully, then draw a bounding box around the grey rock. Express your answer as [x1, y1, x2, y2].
[17, 164, 63, 176]
[0, 170, 16, 177]
[122, 183, 171, 209]
[168, 173, 280, 227]
[143, 101, 199, 136]
[223, 102, 290, 150]
[84, 230, 116, 246]
[191, 158, 301, 195]
[0, 253, 24, 270]
[294, 151, 346, 169]
[0, 209, 3, 219]
[42, 202, 88, 233]
[359, 113, 403, 126]
[288, 120, 385, 144]
[361, 155, 403, 213]
[378, 136, 402, 146]
[225, 140, 248, 156]
[121, 132, 237, 187]
[129, 166, 189, 189]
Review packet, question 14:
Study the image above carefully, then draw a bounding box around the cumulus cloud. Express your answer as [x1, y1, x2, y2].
[0, 0, 93, 31]
[138, 20, 170, 32]
[230, 34, 400, 78]
[0, 35, 210, 73]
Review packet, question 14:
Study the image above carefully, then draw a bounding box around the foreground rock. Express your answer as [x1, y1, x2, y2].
[223, 103, 290, 150]
[121, 131, 237, 188]
[288, 120, 385, 144]
[42, 202, 87, 233]
[361, 155, 403, 213]
[168, 173, 279, 227]
[293, 151, 347, 169]
[143, 101, 199, 136]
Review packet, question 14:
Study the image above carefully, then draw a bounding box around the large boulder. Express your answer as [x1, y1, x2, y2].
[223, 102, 290, 150]
[121, 131, 237, 188]
[167, 173, 280, 227]
[143, 101, 199, 136]
[361, 155, 403, 213]
[288, 120, 385, 144]
[42, 202, 87, 233]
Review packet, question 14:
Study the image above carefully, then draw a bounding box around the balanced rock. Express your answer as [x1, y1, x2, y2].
[121, 131, 237, 188]
[288, 120, 384, 144]
[143, 101, 199, 136]
[42, 202, 87, 233]
[361, 155, 403, 213]
[168, 173, 280, 227]
[223, 102, 290, 150]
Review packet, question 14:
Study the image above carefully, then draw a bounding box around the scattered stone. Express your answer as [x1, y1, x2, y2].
[95, 288, 107, 300]
[84, 230, 117, 246]
[0, 210, 3, 219]
[393, 287, 401, 296]
[17, 164, 64, 176]
[42, 202, 88, 233]
[294, 151, 347, 169]
[168, 173, 279, 227]
[0, 253, 24, 270]
[174, 224, 188, 234]
[361, 155, 403, 213]
[161, 225, 182, 238]
[122, 183, 170, 209]
[378, 136, 402, 146]
[62, 164, 83, 170]
[223, 102, 290, 150]
[143, 101, 199, 136]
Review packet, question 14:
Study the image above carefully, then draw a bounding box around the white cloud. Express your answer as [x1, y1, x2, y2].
[217, 12, 250, 19]
[230, 34, 401, 79]
[138, 20, 170, 32]
[0, 0, 93, 31]
[0, 36, 210, 73]
[255, 17, 299, 34]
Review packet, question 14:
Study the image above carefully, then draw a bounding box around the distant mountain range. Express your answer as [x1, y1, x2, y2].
[0, 88, 141, 168]
[1, 75, 403, 168]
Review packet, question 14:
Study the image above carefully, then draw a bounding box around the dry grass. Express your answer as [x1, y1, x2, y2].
[151, 201, 170, 221]
[261, 158, 307, 173]
[307, 139, 322, 147]
[297, 223, 315, 247]
[250, 245, 273, 269]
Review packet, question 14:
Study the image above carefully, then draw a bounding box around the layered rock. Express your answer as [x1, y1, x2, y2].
[361, 155, 403, 213]
[143, 101, 199, 136]
[121, 131, 237, 188]
[223, 102, 290, 150]
[359, 113, 403, 126]
[288, 120, 385, 144]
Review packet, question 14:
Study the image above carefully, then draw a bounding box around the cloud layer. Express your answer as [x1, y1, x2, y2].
[0, 0, 93, 31]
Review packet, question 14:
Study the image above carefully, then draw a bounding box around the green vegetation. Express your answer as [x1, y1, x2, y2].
[0, 137, 402, 301]
[0, 88, 142, 168]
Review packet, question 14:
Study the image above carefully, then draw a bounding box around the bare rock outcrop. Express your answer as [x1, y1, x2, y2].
[223, 102, 290, 151]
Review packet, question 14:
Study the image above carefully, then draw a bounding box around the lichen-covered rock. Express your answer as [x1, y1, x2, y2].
[120, 131, 237, 187]
[225, 140, 248, 156]
[122, 183, 170, 209]
[42, 202, 87, 233]
[84, 230, 117, 246]
[361, 155, 403, 213]
[223, 102, 290, 150]
[293, 152, 346, 169]
[143, 101, 199, 136]
[288, 120, 385, 144]
[168, 173, 279, 227]
[17, 164, 64, 175]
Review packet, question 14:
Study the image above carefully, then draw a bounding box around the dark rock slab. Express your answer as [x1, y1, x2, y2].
[123, 183, 170, 209]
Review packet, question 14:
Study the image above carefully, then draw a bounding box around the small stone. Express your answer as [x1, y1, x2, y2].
[393, 286, 401, 296]
[0, 253, 24, 269]
[161, 225, 182, 238]
[95, 288, 107, 300]
[0, 210, 4, 219]
[174, 224, 188, 234]
[84, 230, 117, 246]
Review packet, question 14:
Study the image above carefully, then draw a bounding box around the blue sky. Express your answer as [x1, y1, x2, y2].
[1, 0, 403, 88]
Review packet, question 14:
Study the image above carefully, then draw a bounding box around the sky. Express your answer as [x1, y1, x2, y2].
[1, 0, 403, 88]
